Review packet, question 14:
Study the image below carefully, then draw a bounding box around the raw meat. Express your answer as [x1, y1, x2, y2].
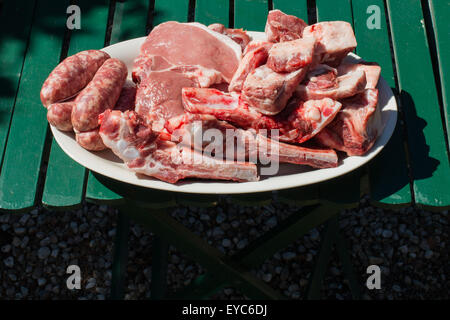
[208, 23, 251, 51]
[166, 113, 338, 168]
[182, 88, 342, 143]
[303, 21, 357, 67]
[296, 68, 367, 100]
[98, 110, 259, 183]
[265, 9, 308, 42]
[40, 50, 110, 108]
[267, 36, 316, 72]
[314, 89, 381, 156]
[114, 82, 137, 112]
[72, 58, 127, 132]
[75, 128, 106, 151]
[132, 21, 241, 84]
[242, 65, 308, 115]
[337, 62, 381, 89]
[229, 44, 271, 93]
[243, 41, 274, 55]
[47, 101, 74, 131]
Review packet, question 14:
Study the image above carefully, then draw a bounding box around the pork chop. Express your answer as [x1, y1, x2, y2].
[208, 23, 251, 51]
[99, 110, 259, 183]
[337, 62, 381, 89]
[267, 36, 317, 72]
[132, 21, 242, 84]
[182, 88, 342, 144]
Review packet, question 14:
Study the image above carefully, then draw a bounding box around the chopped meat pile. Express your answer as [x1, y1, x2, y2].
[43, 9, 384, 184]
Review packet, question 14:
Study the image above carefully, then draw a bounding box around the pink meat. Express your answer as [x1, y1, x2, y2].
[98, 110, 259, 183]
[208, 23, 251, 51]
[314, 89, 381, 156]
[72, 58, 127, 132]
[337, 62, 381, 89]
[47, 101, 74, 131]
[182, 88, 342, 144]
[40, 50, 110, 107]
[133, 21, 241, 84]
[228, 45, 271, 93]
[265, 9, 308, 43]
[296, 67, 367, 100]
[166, 113, 338, 168]
[242, 65, 308, 115]
[75, 128, 106, 151]
[303, 21, 357, 67]
[114, 82, 137, 112]
[267, 36, 316, 72]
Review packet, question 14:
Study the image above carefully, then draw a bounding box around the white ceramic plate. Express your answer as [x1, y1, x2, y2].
[50, 31, 397, 194]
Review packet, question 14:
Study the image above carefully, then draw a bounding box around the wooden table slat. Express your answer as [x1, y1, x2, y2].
[153, 0, 190, 25]
[86, 0, 150, 203]
[0, 0, 36, 174]
[0, 0, 67, 211]
[351, 0, 412, 206]
[195, 0, 229, 27]
[42, 0, 110, 208]
[386, 0, 450, 208]
[234, 0, 268, 31]
[272, 0, 308, 22]
[429, 0, 450, 144]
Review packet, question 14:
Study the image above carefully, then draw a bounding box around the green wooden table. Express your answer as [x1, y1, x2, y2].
[0, 0, 449, 299]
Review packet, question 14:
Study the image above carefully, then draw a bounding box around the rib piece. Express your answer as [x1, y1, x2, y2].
[229, 44, 271, 93]
[303, 21, 357, 67]
[337, 62, 381, 89]
[182, 88, 342, 144]
[267, 36, 316, 72]
[99, 110, 259, 183]
[208, 23, 251, 51]
[242, 65, 308, 115]
[265, 9, 308, 42]
[314, 89, 381, 156]
[296, 67, 367, 100]
[132, 21, 242, 84]
[166, 113, 338, 168]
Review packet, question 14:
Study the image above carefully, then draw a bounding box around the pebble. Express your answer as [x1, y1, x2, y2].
[399, 245, 408, 254]
[222, 239, 231, 248]
[262, 273, 272, 282]
[424, 250, 434, 259]
[369, 256, 383, 265]
[282, 252, 296, 260]
[4, 256, 14, 268]
[86, 278, 96, 289]
[382, 229, 393, 238]
[37, 247, 51, 260]
[1, 244, 12, 253]
[266, 216, 277, 228]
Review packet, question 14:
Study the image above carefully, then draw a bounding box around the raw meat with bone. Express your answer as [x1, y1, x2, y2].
[229, 43, 271, 93]
[337, 62, 381, 89]
[242, 65, 308, 115]
[303, 21, 357, 67]
[182, 88, 342, 144]
[165, 113, 338, 168]
[265, 9, 308, 42]
[208, 23, 251, 51]
[99, 110, 259, 183]
[267, 36, 316, 72]
[132, 21, 242, 84]
[296, 66, 367, 100]
[314, 89, 381, 156]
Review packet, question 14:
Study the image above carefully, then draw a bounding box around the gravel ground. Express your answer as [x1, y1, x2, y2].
[0, 195, 448, 300]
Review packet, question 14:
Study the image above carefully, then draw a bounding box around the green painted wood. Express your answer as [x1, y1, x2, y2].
[387, 0, 450, 208]
[86, 0, 150, 203]
[429, 0, 450, 143]
[230, 192, 273, 206]
[176, 193, 219, 207]
[234, 0, 268, 31]
[167, 273, 226, 299]
[0, 0, 36, 170]
[315, 0, 361, 206]
[42, 0, 110, 208]
[351, 0, 412, 206]
[195, 0, 229, 26]
[272, 0, 308, 22]
[150, 236, 169, 300]
[0, 0, 67, 211]
[316, 0, 353, 25]
[153, 0, 189, 26]
[278, 185, 319, 206]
